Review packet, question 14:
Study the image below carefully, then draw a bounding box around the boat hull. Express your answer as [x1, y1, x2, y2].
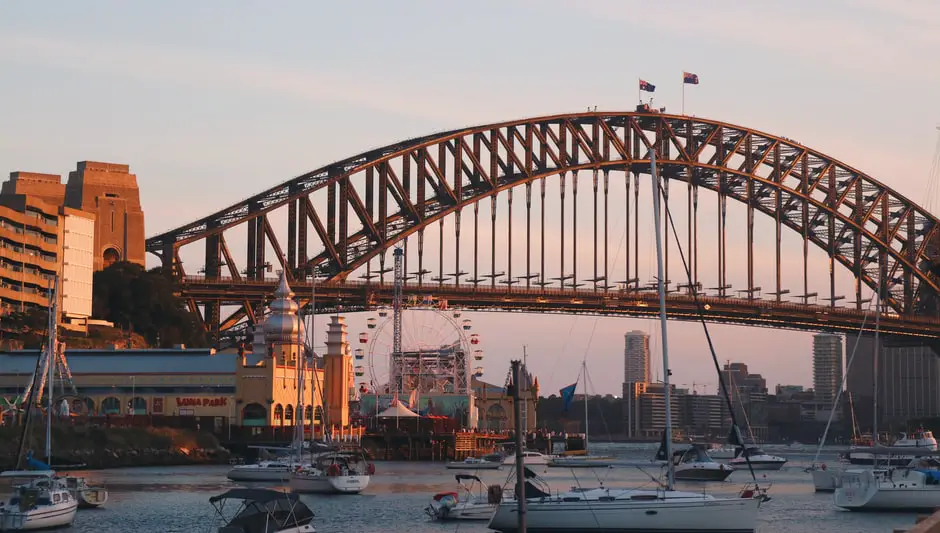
[289, 473, 370, 494]
[428, 501, 496, 521]
[487, 495, 761, 532]
[727, 460, 785, 471]
[845, 453, 912, 467]
[77, 487, 109, 508]
[226, 467, 293, 482]
[445, 462, 501, 470]
[0, 500, 78, 531]
[810, 469, 840, 493]
[835, 485, 940, 511]
[549, 457, 614, 468]
[674, 464, 734, 482]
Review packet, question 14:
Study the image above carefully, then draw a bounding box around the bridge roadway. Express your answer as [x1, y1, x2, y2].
[180, 276, 940, 340]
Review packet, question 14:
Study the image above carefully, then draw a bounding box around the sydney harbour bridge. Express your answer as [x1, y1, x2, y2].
[145, 110, 940, 347]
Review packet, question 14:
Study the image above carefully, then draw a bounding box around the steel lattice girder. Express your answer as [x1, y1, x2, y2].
[146, 111, 940, 324]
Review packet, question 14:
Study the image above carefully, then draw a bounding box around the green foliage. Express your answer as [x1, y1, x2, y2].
[92, 261, 207, 348]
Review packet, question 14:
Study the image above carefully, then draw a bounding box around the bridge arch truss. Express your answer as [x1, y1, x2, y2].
[146, 111, 940, 343]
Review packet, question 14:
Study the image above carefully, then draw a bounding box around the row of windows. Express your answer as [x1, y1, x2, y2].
[0, 238, 56, 262]
[0, 259, 56, 280]
[0, 278, 52, 298]
[0, 218, 58, 244]
[23, 209, 58, 227]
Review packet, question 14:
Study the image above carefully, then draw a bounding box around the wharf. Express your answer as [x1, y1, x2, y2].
[361, 430, 503, 461]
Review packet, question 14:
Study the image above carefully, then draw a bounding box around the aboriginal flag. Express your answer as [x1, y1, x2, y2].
[639, 79, 656, 92]
[683, 72, 700, 85]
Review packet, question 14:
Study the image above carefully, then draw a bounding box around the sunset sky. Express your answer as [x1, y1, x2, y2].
[1, 0, 938, 396]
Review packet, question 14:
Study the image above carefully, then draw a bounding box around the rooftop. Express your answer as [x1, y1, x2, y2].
[0, 348, 239, 375]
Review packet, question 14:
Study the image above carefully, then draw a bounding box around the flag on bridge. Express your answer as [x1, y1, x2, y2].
[683, 72, 700, 85]
[560, 381, 578, 412]
[639, 79, 656, 92]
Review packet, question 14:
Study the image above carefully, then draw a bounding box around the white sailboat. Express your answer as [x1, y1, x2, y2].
[487, 147, 765, 533]
[549, 361, 614, 468]
[0, 279, 78, 531]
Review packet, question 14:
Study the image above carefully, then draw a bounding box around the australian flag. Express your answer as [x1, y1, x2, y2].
[639, 79, 656, 93]
[683, 72, 700, 85]
[560, 382, 577, 412]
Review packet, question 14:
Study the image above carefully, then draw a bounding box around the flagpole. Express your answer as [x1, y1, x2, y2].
[681, 75, 685, 115]
[637, 77, 641, 104]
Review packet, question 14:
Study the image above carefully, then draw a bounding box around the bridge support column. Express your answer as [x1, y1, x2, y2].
[205, 229, 222, 347]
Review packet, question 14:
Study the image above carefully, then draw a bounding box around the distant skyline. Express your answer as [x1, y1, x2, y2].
[1, 0, 937, 395]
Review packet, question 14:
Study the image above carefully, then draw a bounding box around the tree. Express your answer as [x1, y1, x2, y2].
[92, 262, 207, 348]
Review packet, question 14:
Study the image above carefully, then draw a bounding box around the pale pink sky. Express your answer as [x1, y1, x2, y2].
[1, 0, 938, 395]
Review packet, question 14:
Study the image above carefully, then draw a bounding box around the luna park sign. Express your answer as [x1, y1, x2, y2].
[175, 397, 229, 408]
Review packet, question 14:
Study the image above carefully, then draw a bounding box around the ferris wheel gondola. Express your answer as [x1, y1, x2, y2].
[473, 349, 483, 361]
[354, 348, 365, 360]
[462, 319, 472, 331]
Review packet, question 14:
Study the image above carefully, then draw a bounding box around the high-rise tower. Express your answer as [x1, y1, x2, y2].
[813, 333, 844, 404]
[624, 330, 651, 384]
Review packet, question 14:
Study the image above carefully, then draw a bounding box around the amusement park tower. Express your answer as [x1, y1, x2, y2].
[324, 316, 354, 429]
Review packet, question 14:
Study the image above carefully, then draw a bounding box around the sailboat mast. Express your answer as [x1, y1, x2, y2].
[650, 149, 675, 491]
[46, 276, 58, 464]
[873, 289, 881, 444]
[583, 360, 588, 452]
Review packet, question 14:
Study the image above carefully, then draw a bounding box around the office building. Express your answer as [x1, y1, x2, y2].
[0, 162, 144, 321]
[813, 333, 843, 404]
[624, 330, 651, 384]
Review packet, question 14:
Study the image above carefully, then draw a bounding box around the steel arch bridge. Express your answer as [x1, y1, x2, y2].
[146, 110, 940, 346]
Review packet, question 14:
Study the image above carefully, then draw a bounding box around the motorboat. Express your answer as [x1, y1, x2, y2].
[727, 447, 787, 471]
[834, 467, 940, 511]
[549, 455, 614, 468]
[487, 468, 764, 533]
[226, 460, 298, 482]
[0, 471, 78, 531]
[445, 456, 501, 470]
[209, 488, 315, 533]
[425, 474, 501, 521]
[64, 476, 108, 508]
[501, 450, 551, 466]
[289, 451, 373, 494]
[672, 444, 735, 481]
[809, 463, 842, 493]
[845, 430, 938, 466]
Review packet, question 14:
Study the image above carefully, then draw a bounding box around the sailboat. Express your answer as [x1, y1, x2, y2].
[487, 148, 765, 533]
[549, 361, 614, 468]
[0, 278, 78, 531]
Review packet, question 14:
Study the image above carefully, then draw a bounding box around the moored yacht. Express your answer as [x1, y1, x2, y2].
[64, 476, 108, 508]
[227, 459, 297, 482]
[426, 474, 501, 521]
[834, 467, 940, 511]
[845, 430, 939, 466]
[672, 444, 735, 482]
[289, 450, 373, 494]
[0, 471, 78, 531]
[487, 469, 763, 532]
[445, 456, 502, 470]
[501, 450, 551, 466]
[727, 447, 787, 471]
[208, 488, 315, 533]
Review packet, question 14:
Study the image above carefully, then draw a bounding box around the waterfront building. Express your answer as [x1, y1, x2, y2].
[623, 330, 650, 384]
[64, 161, 145, 270]
[813, 333, 844, 404]
[847, 336, 940, 428]
[471, 369, 538, 433]
[0, 161, 144, 322]
[0, 272, 366, 438]
[0, 184, 94, 317]
[721, 362, 769, 441]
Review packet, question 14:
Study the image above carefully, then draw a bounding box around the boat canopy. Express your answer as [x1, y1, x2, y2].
[211, 489, 314, 533]
[455, 474, 482, 483]
[209, 488, 301, 504]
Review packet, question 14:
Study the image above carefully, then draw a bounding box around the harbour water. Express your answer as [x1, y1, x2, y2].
[36, 444, 922, 533]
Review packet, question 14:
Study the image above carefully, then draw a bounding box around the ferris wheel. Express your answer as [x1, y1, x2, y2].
[354, 305, 483, 396]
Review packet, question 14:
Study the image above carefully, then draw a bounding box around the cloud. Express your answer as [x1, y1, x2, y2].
[0, 33, 514, 126]
[568, 0, 937, 83]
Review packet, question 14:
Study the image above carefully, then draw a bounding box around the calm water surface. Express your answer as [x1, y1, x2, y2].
[42, 444, 922, 532]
